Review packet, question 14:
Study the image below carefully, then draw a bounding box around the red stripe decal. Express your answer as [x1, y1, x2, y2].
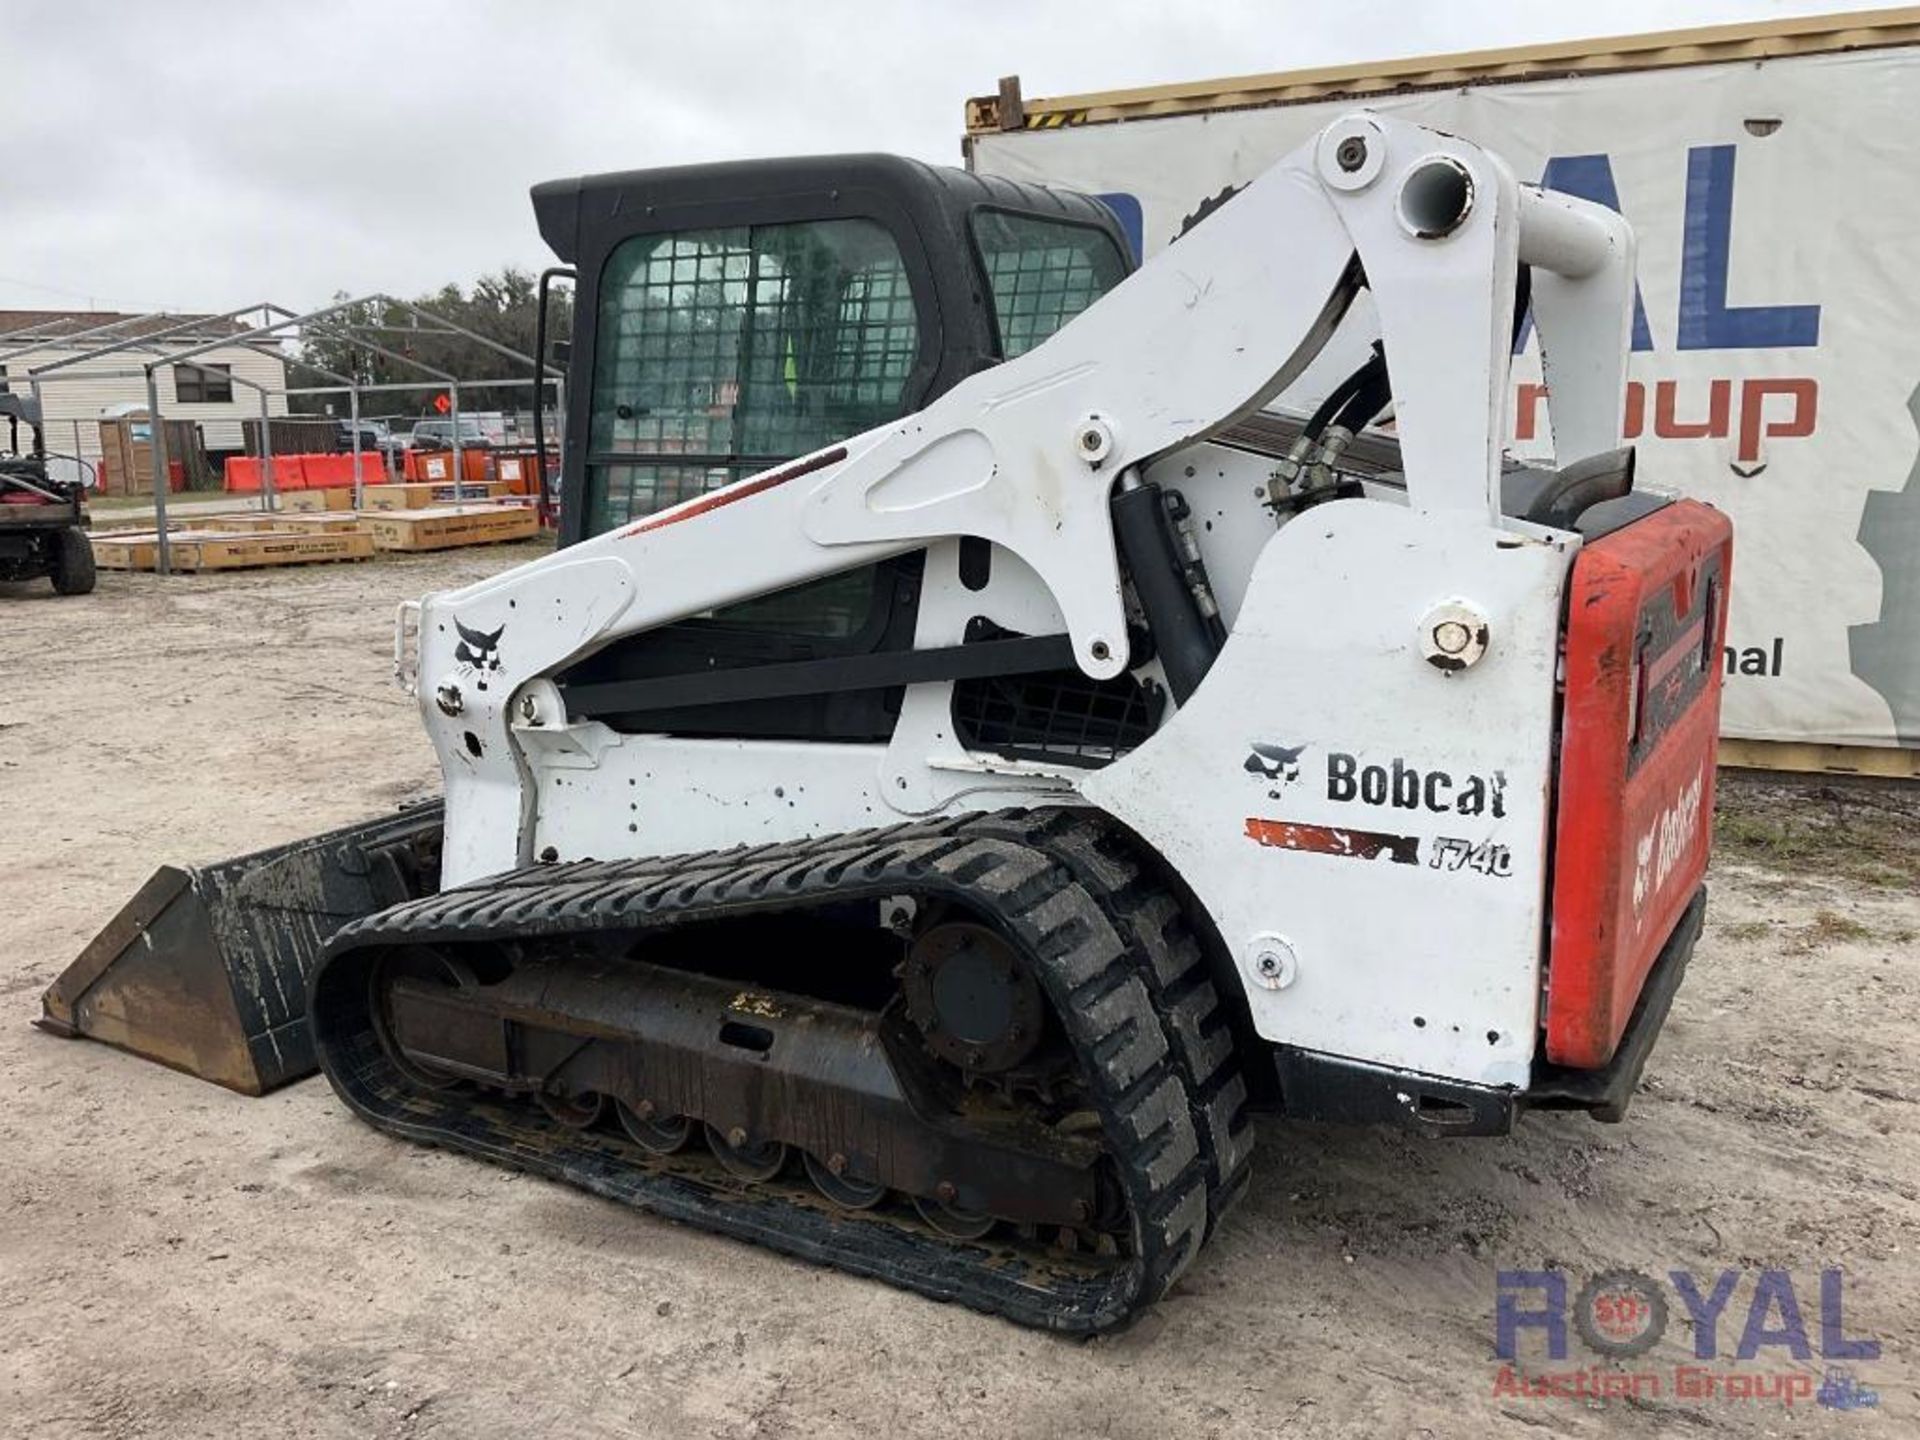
[1245, 817, 1421, 865]
[620, 446, 849, 537]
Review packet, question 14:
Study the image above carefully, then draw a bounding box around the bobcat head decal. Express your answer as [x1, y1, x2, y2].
[454, 619, 505, 691]
[1245, 741, 1309, 797]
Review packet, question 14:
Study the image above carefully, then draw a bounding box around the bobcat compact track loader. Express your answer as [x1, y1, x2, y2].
[45, 114, 1730, 1332]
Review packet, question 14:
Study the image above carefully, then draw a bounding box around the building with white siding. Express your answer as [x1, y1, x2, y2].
[0, 311, 289, 468]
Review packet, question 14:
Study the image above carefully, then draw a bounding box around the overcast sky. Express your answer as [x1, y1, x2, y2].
[1, 0, 1890, 315]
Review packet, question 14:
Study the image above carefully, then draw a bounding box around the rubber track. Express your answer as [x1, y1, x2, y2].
[966, 812, 1255, 1234]
[310, 808, 1223, 1333]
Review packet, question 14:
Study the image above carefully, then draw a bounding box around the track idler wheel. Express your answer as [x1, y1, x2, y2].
[704, 1123, 789, 1183]
[616, 1100, 693, 1155]
[903, 921, 1044, 1074]
[368, 948, 471, 1092]
[802, 1152, 886, 1211]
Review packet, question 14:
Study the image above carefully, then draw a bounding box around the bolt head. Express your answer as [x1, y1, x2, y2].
[1247, 933, 1298, 991]
[1336, 136, 1368, 172]
[1418, 599, 1492, 672]
[434, 683, 463, 716]
[727, 1126, 748, 1149]
[1072, 415, 1115, 464]
[936, 1181, 958, 1204]
[518, 693, 540, 723]
[635, 1099, 656, 1120]
[828, 1152, 848, 1176]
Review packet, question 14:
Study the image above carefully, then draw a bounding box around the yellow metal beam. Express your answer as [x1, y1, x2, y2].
[1718, 738, 1920, 781]
[966, 8, 1920, 133]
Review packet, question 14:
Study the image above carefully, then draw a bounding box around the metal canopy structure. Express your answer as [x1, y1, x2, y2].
[13, 297, 552, 574]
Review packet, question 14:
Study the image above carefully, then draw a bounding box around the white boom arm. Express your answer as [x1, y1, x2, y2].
[414, 113, 1633, 897]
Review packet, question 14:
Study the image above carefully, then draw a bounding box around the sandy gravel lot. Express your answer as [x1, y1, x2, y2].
[2, 551, 1914, 1438]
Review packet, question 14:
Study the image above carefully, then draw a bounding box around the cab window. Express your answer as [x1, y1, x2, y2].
[586, 219, 920, 534]
[970, 210, 1128, 359]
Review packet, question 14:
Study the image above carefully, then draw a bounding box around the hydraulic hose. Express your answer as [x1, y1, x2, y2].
[1329, 344, 1392, 435]
[1111, 471, 1220, 705]
[1303, 356, 1372, 438]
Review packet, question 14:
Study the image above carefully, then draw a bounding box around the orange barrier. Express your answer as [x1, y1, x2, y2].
[224, 452, 386, 492]
[301, 453, 386, 489]
[223, 455, 305, 491]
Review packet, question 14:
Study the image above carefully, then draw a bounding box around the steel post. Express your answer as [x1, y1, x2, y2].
[259, 388, 275, 512]
[450, 382, 462, 512]
[349, 386, 364, 511]
[144, 368, 172, 575]
[27, 377, 46, 458]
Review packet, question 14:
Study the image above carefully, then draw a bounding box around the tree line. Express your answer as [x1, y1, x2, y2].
[290, 268, 572, 419]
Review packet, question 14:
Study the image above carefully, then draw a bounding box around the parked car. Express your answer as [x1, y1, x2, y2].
[332, 419, 402, 454]
[407, 417, 493, 451]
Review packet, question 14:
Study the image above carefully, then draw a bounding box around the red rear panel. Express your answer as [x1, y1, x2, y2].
[1546, 500, 1733, 1068]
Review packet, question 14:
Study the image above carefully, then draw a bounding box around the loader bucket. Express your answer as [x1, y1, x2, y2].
[37, 802, 442, 1095]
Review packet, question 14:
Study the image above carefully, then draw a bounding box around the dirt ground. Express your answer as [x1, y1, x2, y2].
[2, 551, 1915, 1439]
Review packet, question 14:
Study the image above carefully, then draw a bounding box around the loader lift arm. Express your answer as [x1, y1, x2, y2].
[425, 113, 1635, 886]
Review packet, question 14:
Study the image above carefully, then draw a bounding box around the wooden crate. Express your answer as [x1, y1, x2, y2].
[92, 531, 167, 570]
[366, 505, 539, 552]
[91, 528, 295, 571]
[168, 531, 376, 571]
[281, 487, 357, 513]
[95, 528, 373, 572]
[220, 512, 367, 534]
[1718, 738, 1920, 781]
[360, 480, 511, 511]
[91, 517, 189, 535]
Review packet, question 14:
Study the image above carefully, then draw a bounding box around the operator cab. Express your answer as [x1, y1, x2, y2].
[532, 154, 1131, 542]
[532, 155, 1134, 746]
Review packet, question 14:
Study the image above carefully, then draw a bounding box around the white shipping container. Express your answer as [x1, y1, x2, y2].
[966, 11, 1920, 768]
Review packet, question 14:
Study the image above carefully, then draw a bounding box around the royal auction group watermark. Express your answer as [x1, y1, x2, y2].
[1493, 1267, 1881, 1411]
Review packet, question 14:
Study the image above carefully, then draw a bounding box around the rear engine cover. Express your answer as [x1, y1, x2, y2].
[1546, 500, 1733, 1067]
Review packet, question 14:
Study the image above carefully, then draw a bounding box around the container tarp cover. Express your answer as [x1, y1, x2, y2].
[972, 45, 1920, 749]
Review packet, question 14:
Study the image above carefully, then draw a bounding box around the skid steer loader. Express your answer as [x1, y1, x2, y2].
[42, 114, 1730, 1331]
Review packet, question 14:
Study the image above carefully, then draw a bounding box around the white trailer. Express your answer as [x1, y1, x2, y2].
[966, 8, 1920, 775]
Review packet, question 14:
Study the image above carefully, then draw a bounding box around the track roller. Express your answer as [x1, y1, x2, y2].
[803, 1153, 887, 1210]
[616, 1100, 693, 1155]
[913, 1192, 995, 1240]
[705, 1124, 789, 1183]
[539, 1090, 607, 1129]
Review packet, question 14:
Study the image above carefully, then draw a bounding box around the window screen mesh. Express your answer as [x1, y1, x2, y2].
[585, 219, 918, 534]
[971, 211, 1128, 359]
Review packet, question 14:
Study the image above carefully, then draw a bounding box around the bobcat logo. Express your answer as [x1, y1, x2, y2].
[1245, 741, 1309, 798]
[1631, 766, 1706, 927]
[454, 619, 504, 691]
[1632, 828, 1657, 915]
